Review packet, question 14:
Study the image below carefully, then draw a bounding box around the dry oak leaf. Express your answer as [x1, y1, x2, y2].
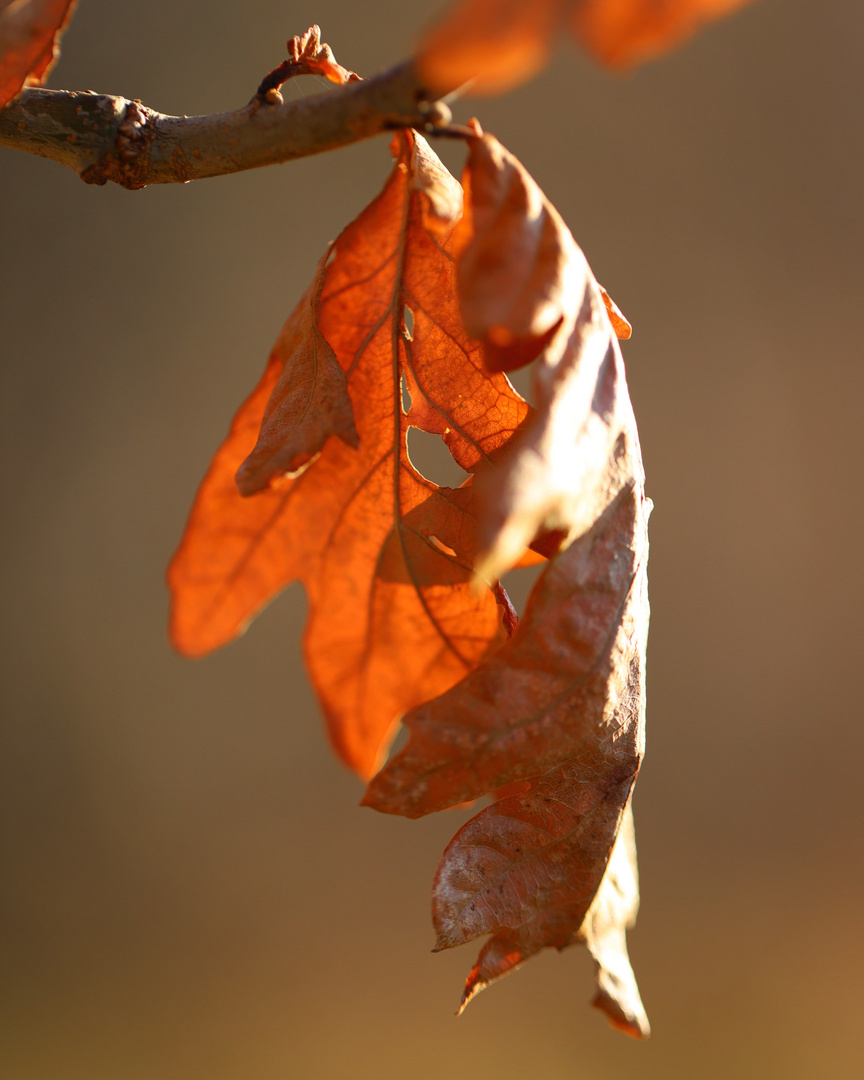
[366, 464, 650, 1029]
[168, 132, 528, 780]
[365, 459, 648, 817]
[418, 0, 755, 94]
[365, 131, 650, 1028]
[0, 0, 77, 108]
[454, 132, 639, 581]
[457, 124, 631, 374]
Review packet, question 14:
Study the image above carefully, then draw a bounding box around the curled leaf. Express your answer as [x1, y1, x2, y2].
[458, 132, 579, 373]
[364, 132, 650, 1024]
[455, 134, 637, 582]
[170, 117, 652, 1030]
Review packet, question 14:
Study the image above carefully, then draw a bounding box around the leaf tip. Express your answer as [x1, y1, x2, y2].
[599, 284, 632, 341]
[591, 987, 651, 1039]
[456, 963, 485, 1015]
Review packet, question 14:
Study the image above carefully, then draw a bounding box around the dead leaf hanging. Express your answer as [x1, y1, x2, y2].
[168, 132, 529, 780]
[169, 113, 652, 1033]
[365, 132, 651, 1030]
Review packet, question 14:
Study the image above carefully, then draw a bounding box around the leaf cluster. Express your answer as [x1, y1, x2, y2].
[0, 0, 758, 1037]
[168, 125, 651, 1034]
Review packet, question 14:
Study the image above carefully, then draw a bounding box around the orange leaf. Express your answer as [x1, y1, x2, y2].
[287, 24, 360, 85]
[570, 0, 755, 67]
[418, 0, 755, 94]
[0, 0, 77, 109]
[168, 133, 528, 780]
[418, 0, 556, 97]
[599, 283, 632, 340]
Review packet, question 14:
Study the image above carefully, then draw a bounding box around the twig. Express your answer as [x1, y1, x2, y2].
[0, 59, 451, 189]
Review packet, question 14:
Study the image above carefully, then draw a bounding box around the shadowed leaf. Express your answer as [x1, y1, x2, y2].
[454, 133, 637, 582]
[367, 471, 649, 1017]
[235, 257, 358, 494]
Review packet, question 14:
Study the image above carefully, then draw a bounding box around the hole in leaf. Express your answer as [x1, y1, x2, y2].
[406, 426, 469, 488]
[504, 364, 535, 408]
[425, 534, 457, 559]
[400, 374, 412, 414]
[403, 304, 414, 340]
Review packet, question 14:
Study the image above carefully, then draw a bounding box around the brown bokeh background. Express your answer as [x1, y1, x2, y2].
[2, 1, 862, 1077]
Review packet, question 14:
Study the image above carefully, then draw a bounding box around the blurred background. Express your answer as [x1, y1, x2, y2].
[1, 1, 862, 1076]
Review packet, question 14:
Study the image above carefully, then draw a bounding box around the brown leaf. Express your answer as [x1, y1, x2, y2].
[366, 472, 650, 1012]
[364, 133, 650, 1021]
[446, 753, 638, 1014]
[457, 128, 574, 373]
[418, 0, 755, 94]
[579, 804, 650, 1037]
[235, 257, 358, 493]
[453, 133, 638, 581]
[0, 0, 77, 109]
[168, 133, 528, 780]
[365, 469, 648, 815]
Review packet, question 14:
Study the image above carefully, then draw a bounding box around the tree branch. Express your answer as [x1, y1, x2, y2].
[0, 59, 448, 189]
